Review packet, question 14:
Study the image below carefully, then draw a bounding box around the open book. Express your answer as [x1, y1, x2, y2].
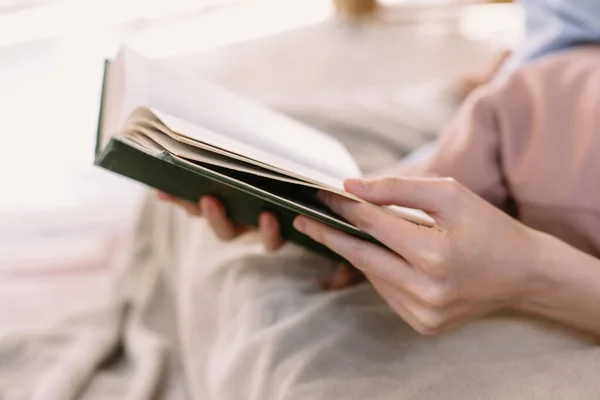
[95, 48, 434, 258]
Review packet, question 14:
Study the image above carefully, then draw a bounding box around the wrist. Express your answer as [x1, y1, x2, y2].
[510, 229, 563, 314]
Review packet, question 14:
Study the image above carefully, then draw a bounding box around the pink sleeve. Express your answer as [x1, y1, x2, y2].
[409, 47, 600, 255]
[420, 83, 509, 206]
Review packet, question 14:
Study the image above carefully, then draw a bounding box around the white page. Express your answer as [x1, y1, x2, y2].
[152, 108, 354, 190]
[124, 107, 346, 188]
[125, 125, 313, 184]
[118, 48, 362, 180]
[122, 108, 435, 227]
[124, 132, 164, 153]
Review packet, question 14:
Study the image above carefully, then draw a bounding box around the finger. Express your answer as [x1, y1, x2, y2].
[370, 276, 453, 335]
[200, 197, 238, 240]
[156, 191, 203, 216]
[294, 216, 421, 286]
[317, 264, 366, 291]
[345, 177, 462, 216]
[329, 264, 354, 290]
[174, 198, 203, 216]
[295, 216, 444, 303]
[297, 215, 462, 327]
[317, 191, 438, 260]
[344, 264, 367, 287]
[314, 276, 332, 290]
[317, 266, 350, 291]
[157, 191, 203, 216]
[259, 212, 284, 252]
[369, 277, 431, 335]
[156, 191, 173, 201]
[370, 273, 490, 335]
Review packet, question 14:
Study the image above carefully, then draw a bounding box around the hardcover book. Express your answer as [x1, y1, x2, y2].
[94, 48, 433, 259]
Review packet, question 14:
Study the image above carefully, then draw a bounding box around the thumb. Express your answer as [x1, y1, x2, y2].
[344, 177, 455, 214]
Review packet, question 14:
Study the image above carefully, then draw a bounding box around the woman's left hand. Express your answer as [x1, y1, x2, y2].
[294, 177, 545, 335]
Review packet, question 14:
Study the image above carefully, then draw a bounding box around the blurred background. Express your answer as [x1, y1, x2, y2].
[0, 0, 522, 327]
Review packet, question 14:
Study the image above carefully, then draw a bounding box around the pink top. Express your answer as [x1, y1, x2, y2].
[423, 46, 600, 257]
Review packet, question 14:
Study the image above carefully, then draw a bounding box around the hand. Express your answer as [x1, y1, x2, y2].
[157, 192, 284, 252]
[294, 177, 544, 335]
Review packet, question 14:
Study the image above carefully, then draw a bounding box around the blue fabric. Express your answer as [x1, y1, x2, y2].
[502, 0, 600, 73]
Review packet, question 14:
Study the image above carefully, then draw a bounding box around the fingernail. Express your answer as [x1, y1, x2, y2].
[293, 216, 306, 232]
[345, 178, 367, 192]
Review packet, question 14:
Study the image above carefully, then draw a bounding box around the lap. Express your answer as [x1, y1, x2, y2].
[147, 194, 599, 400]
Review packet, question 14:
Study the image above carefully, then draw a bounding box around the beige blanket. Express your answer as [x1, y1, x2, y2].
[3, 47, 600, 400]
[1, 194, 597, 399]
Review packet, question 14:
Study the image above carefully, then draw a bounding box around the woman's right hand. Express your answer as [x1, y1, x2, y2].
[157, 191, 285, 252]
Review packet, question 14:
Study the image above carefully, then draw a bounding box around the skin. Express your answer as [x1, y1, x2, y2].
[155, 159, 422, 289]
[156, 191, 359, 289]
[157, 191, 284, 251]
[292, 177, 600, 337]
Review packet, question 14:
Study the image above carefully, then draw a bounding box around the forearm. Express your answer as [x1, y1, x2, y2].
[517, 230, 600, 337]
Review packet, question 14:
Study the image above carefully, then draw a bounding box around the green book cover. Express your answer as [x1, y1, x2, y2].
[95, 137, 381, 260]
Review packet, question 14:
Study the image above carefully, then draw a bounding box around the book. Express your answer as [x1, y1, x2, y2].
[95, 48, 434, 259]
